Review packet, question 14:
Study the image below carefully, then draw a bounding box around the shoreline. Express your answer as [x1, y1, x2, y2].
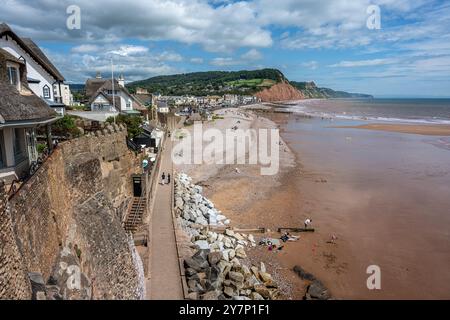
[333, 123, 450, 136]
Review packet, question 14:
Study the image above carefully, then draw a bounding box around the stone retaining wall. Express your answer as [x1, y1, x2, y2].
[0, 125, 145, 300]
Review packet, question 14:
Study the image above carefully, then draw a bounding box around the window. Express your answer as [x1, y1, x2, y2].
[0, 130, 5, 169]
[43, 85, 51, 99]
[26, 129, 38, 162]
[13, 128, 27, 164]
[7, 66, 18, 86]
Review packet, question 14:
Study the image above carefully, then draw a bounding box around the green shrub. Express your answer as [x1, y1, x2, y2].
[106, 114, 143, 138]
[37, 143, 47, 154]
[53, 115, 82, 138]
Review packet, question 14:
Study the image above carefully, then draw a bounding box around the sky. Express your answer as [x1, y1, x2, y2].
[1, 0, 449, 97]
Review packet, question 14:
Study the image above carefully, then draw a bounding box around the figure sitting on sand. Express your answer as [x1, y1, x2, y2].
[304, 218, 312, 229]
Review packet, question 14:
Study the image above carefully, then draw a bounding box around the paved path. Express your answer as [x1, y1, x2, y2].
[146, 137, 183, 300]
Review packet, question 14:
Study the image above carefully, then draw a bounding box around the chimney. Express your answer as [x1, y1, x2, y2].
[118, 74, 125, 88]
[96, 71, 102, 79]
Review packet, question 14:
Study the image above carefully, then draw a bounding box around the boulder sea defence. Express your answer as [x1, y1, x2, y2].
[175, 173, 279, 300]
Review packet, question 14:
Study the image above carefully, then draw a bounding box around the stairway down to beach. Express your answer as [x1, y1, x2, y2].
[124, 197, 146, 233]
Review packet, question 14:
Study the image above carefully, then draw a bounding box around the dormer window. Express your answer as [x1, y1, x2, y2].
[7, 66, 19, 87]
[43, 85, 51, 99]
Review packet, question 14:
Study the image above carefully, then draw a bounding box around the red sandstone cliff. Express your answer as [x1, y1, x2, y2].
[255, 81, 305, 102]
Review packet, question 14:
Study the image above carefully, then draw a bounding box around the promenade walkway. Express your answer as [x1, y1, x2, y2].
[146, 136, 183, 300]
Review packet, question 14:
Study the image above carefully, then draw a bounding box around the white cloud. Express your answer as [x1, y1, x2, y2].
[156, 51, 183, 62]
[0, 0, 272, 52]
[110, 45, 149, 57]
[210, 57, 240, 66]
[43, 44, 180, 83]
[301, 61, 319, 70]
[190, 57, 204, 64]
[329, 58, 397, 68]
[71, 44, 100, 53]
[241, 49, 263, 60]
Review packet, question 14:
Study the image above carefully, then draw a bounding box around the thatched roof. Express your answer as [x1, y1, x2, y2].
[0, 48, 24, 64]
[0, 48, 57, 123]
[0, 23, 65, 81]
[85, 78, 107, 98]
[87, 78, 146, 111]
[0, 82, 57, 123]
[21, 38, 65, 81]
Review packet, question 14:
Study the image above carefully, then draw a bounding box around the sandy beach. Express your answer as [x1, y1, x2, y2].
[174, 105, 450, 300]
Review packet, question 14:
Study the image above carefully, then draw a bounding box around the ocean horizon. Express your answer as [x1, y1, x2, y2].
[288, 98, 450, 125]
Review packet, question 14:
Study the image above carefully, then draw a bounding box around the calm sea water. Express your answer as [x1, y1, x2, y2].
[288, 98, 450, 124]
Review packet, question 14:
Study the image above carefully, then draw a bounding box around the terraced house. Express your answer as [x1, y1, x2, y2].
[0, 48, 58, 182]
[0, 23, 68, 116]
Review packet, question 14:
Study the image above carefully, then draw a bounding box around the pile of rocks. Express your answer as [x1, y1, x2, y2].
[175, 173, 230, 228]
[185, 249, 279, 301]
[192, 228, 256, 254]
[175, 173, 279, 300]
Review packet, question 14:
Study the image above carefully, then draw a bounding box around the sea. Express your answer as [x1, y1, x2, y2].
[285, 98, 450, 125]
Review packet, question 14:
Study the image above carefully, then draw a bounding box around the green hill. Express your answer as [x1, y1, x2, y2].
[127, 69, 286, 96]
[91, 68, 372, 99]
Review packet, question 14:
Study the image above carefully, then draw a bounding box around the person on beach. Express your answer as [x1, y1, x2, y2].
[304, 218, 312, 229]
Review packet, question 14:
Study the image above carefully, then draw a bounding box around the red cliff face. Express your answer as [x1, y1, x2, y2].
[255, 81, 305, 102]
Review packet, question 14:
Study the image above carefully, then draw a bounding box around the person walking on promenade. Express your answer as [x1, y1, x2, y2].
[167, 173, 171, 184]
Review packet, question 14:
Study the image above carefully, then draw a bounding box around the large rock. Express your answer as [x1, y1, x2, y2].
[223, 286, 235, 298]
[29, 272, 46, 300]
[195, 240, 210, 250]
[259, 272, 273, 283]
[293, 265, 317, 281]
[185, 257, 207, 272]
[307, 280, 331, 300]
[218, 260, 232, 274]
[251, 292, 265, 300]
[254, 285, 271, 299]
[235, 247, 247, 259]
[225, 229, 235, 237]
[228, 271, 244, 283]
[175, 197, 184, 209]
[202, 290, 221, 300]
[206, 266, 221, 283]
[192, 249, 210, 264]
[208, 252, 222, 265]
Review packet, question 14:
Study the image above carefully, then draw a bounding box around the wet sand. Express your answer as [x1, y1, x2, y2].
[174, 107, 450, 299]
[334, 123, 450, 136]
[274, 115, 450, 299]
